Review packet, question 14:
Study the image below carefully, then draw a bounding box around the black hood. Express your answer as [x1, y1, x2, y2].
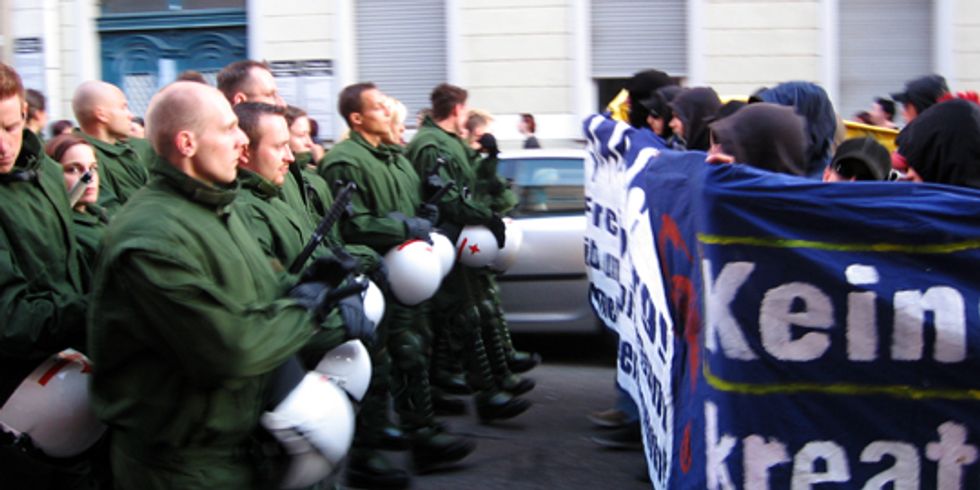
[898, 99, 980, 189]
[669, 87, 722, 151]
[709, 103, 807, 176]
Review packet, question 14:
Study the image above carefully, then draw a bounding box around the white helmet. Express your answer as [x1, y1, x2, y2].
[358, 276, 385, 327]
[314, 340, 372, 402]
[456, 225, 500, 268]
[0, 349, 106, 458]
[383, 239, 442, 305]
[429, 232, 456, 277]
[489, 218, 523, 272]
[261, 372, 356, 489]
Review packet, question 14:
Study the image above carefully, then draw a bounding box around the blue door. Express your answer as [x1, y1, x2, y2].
[99, 9, 246, 116]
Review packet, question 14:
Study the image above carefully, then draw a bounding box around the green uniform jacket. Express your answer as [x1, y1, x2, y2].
[75, 130, 150, 213]
[405, 116, 493, 227]
[72, 204, 109, 290]
[320, 132, 422, 252]
[293, 151, 332, 219]
[473, 154, 519, 214]
[0, 130, 87, 401]
[88, 158, 319, 488]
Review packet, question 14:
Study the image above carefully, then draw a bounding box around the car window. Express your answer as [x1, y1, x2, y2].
[498, 157, 584, 216]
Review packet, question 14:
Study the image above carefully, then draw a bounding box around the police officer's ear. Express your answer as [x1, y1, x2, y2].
[349, 111, 363, 127]
[231, 91, 248, 106]
[175, 129, 197, 158]
[20, 100, 27, 121]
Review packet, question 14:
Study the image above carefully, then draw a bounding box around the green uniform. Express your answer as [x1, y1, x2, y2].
[74, 131, 150, 213]
[0, 130, 92, 487]
[88, 158, 322, 489]
[234, 168, 347, 364]
[71, 204, 109, 290]
[405, 117, 502, 399]
[321, 133, 439, 435]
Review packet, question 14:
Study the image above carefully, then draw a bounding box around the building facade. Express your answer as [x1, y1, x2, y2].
[1, 0, 977, 146]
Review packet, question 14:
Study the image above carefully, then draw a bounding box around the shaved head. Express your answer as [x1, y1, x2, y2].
[72, 81, 120, 125]
[146, 82, 218, 160]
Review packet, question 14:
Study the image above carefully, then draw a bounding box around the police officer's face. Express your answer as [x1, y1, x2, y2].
[288, 116, 314, 154]
[244, 68, 285, 107]
[192, 94, 249, 185]
[60, 143, 100, 206]
[357, 89, 391, 139]
[251, 114, 294, 186]
[0, 95, 26, 174]
[105, 87, 134, 140]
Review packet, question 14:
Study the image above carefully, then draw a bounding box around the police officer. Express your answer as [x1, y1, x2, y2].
[406, 83, 531, 423]
[0, 62, 97, 490]
[321, 83, 477, 488]
[71, 80, 154, 213]
[87, 81, 364, 488]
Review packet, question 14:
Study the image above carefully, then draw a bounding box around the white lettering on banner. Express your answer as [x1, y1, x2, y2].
[703, 260, 971, 363]
[860, 442, 920, 490]
[760, 283, 834, 361]
[705, 401, 978, 489]
[704, 260, 758, 360]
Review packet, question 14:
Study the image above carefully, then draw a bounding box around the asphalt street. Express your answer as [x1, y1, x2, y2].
[349, 333, 652, 490]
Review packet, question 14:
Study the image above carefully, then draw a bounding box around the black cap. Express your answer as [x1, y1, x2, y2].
[831, 137, 892, 181]
[891, 75, 949, 113]
[873, 97, 896, 119]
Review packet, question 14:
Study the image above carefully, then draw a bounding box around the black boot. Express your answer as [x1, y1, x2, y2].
[430, 331, 472, 395]
[432, 388, 468, 416]
[411, 425, 476, 474]
[507, 350, 542, 373]
[501, 374, 535, 396]
[345, 448, 411, 489]
[475, 390, 532, 423]
[378, 424, 410, 451]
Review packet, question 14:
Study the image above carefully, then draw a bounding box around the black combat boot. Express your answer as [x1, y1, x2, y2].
[411, 425, 476, 474]
[345, 448, 410, 489]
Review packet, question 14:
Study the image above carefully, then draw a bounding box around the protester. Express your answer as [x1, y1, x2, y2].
[72, 80, 152, 212]
[751, 81, 837, 178]
[406, 83, 532, 427]
[87, 81, 363, 489]
[868, 97, 898, 129]
[891, 74, 949, 124]
[823, 137, 893, 182]
[322, 82, 476, 488]
[624, 69, 676, 129]
[707, 102, 807, 176]
[519, 113, 541, 149]
[45, 134, 109, 284]
[0, 61, 99, 489]
[668, 87, 722, 151]
[25, 88, 47, 139]
[897, 98, 980, 189]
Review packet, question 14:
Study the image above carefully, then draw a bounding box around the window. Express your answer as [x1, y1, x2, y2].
[498, 157, 585, 216]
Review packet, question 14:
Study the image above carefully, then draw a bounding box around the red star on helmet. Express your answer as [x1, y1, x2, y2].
[469, 244, 481, 255]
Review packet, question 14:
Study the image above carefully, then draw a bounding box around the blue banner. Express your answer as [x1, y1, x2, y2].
[584, 113, 980, 489]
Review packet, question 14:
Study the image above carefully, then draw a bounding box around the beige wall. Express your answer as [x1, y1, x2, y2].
[261, 0, 334, 62]
[954, 0, 980, 92]
[701, 0, 823, 97]
[457, 0, 580, 145]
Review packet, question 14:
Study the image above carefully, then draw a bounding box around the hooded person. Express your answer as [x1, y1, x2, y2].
[751, 81, 837, 178]
[625, 69, 676, 129]
[668, 87, 722, 151]
[891, 74, 949, 123]
[708, 103, 808, 176]
[897, 98, 980, 189]
[637, 85, 683, 147]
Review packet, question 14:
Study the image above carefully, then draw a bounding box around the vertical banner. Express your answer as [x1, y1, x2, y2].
[584, 112, 980, 489]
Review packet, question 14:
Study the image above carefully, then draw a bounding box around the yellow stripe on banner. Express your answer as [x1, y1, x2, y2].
[697, 234, 980, 255]
[703, 363, 980, 401]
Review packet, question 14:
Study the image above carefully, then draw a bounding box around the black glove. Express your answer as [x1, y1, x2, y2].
[486, 214, 507, 249]
[487, 177, 506, 196]
[298, 254, 358, 287]
[416, 203, 440, 224]
[404, 217, 433, 242]
[337, 293, 376, 341]
[477, 133, 500, 158]
[425, 174, 447, 195]
[288, 281, 331, 321]
[367, 261, 389, 292]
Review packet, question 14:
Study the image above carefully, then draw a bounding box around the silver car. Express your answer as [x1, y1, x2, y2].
[495, 149, 599, 334]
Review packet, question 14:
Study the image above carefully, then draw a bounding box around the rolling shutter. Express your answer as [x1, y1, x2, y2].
[839, 0, 933, 121]
[591, 0, 687, 78]
[355, 0, 447, 117]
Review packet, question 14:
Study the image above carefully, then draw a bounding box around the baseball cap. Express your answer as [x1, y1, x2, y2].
[830, 137, 892, 181]
[891, 75, 949, 112]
